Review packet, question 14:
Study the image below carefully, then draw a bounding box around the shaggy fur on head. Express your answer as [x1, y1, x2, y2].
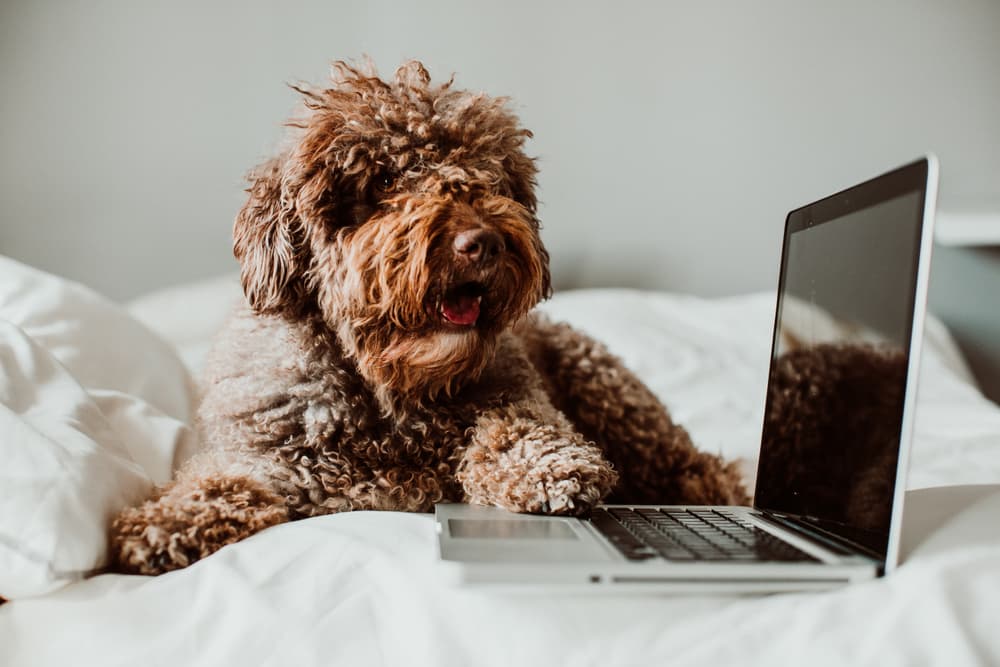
[110, 60, 748, 575]
[234, 60, 548, 410]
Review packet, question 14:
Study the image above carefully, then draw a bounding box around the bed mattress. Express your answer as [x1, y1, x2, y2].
[3, 271, 999, 666]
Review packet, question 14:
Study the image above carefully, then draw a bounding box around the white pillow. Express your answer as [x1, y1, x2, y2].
[0, 257, 196, 598]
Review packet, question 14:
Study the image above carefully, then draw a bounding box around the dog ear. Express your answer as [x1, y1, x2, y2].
[538, 241, 553, 300]
[233, 156, 310, 315]
[503, 143, 539, 213]
[504, 146, 550, 298]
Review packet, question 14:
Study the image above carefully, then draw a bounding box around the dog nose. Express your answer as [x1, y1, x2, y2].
[453, 228, 505, 264]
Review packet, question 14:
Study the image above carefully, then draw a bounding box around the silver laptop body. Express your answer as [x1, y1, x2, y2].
[436, 156, 939, 593]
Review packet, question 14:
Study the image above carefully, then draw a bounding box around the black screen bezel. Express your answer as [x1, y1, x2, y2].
[753, 158, 930, 560]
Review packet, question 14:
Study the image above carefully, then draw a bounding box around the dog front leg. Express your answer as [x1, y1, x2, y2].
[110, 471, 289, 575]
[519, 315, 749, 505]
[456, 395, 618, 516]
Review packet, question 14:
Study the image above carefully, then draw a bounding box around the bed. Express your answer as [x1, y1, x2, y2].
[2, 256, 1000, 666]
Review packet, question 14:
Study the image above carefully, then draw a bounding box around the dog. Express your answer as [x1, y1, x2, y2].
[110, 60, 748, 575]
[757, 342, 907, 533]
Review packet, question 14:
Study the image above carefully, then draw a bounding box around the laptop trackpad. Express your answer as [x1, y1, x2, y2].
[449, 518, 578, 540]
[437, 504, 613, 563]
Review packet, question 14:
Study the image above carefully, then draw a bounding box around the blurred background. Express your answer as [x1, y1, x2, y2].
[2, 0, 999, 394]
[3, 0, 999, 297]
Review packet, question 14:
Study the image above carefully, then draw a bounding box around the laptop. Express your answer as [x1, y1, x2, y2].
[435, 156, 939, 593]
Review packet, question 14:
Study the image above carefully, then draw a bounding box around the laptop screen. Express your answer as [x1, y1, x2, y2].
[754, 160, 930, 560]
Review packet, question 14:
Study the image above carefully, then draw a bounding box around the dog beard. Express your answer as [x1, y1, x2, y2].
[313, 194, 549, 411]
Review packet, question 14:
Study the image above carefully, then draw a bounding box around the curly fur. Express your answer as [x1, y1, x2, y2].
[756, 342, 907, 533]
[110, 60, 748, 575]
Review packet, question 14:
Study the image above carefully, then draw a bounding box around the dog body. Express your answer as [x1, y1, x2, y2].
[111, 61, 747, 575]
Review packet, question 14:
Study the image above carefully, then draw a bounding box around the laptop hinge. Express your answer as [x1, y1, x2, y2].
[758, 511, 882, 560]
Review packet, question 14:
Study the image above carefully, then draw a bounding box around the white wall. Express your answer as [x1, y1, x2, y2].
[2, 0, 998, 300]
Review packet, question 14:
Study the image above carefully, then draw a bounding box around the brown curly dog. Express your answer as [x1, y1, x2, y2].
[757, 342, 907, 534]
[110, 60, 748, 575]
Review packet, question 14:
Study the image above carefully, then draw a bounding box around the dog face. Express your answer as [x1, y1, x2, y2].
[233, 61, 551, 404]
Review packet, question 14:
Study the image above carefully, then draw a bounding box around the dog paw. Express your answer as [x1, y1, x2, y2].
[528, 460, 617, 516]
[469, 451, 616, 517]
[459, 416, 619, 517]
[111, 507, 193, 575]
[109, 475, 289, 575]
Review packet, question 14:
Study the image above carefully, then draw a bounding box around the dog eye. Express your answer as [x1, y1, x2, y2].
[374, 173, 395, 192]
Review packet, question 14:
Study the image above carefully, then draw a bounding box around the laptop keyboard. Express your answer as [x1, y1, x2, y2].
[590, 507, 818, 562]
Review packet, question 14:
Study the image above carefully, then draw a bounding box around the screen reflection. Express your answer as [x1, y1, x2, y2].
[755, 191, 923, 556]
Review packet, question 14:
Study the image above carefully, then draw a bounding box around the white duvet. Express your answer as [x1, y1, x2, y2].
[2, 266, 1000, 666]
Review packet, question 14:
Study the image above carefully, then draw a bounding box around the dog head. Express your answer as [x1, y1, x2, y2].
[234, 60, 551, 406]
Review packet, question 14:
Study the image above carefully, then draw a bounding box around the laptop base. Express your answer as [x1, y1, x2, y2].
[435, 503, 877, 593]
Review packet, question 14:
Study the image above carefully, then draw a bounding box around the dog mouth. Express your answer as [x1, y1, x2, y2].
[438, 282, 486, 327]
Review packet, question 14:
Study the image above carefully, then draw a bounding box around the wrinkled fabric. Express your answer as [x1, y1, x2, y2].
[3, 498, 999, 667]
[0, 257, 195, 597]
[1, 276, 999, 665]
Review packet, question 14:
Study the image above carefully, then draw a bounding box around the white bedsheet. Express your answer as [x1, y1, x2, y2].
[3, 278, 1000, 666]
[4, 491, 1000, 667]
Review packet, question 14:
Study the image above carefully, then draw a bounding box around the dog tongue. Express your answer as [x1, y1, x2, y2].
[441, 294, 481, 326]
